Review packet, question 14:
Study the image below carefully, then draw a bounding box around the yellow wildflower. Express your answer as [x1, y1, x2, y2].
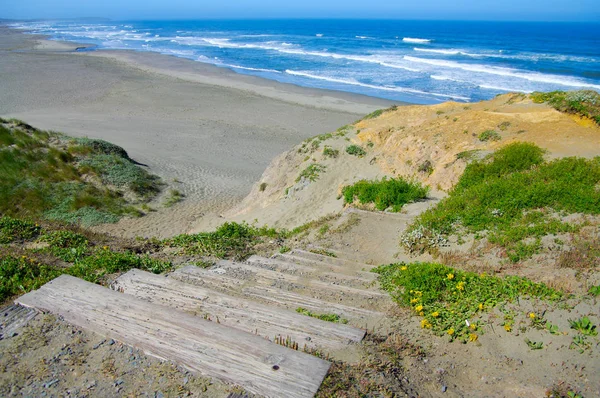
[456, 281, 466, 291]
[529, 312, 536, 319]
[504, 324, 512, 332]
[419, 311, 424, 316]
[431, 311, 439, 318]
[447, 328, 455, 335]
[469, 324, 477, 331]
[414, 291, 422, 296]
[415, 305, 424, 313]
[410, 298, 419, 304]
[103, 246, 109, 250]
[478, 303, 484, 311]
[420, 319, 432, 329]
[468, 333, 478, 342]
[401, 266, 408, 271]
[447, 273, 454, 280]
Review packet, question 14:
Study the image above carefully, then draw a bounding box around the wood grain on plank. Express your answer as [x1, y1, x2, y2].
[16, 275, 331, 398]
[112, 269, 365, 350]
[172, 266, 385, 321]
[214, 260, 386, 298]
[246, 255, 377, 284]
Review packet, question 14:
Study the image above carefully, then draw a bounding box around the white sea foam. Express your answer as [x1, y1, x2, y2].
[220, 64, 281, 73]
[285, 70, 469, 100]
[316, 33, 324, 37]
[414, 48, 461, 55]
[403, 37, 431, 43]
[404, 56, 600, 90]
[173, 37, 423, 73]
[432, 75, 530, 93]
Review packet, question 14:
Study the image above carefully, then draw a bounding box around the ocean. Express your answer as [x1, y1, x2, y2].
[11, 19, 600, 104]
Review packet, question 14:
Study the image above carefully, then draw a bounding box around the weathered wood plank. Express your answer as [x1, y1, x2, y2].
[246, 255, 377, 284]
[172, 266, 386, 321]
[0, 304, 37, 340]
[113, 269, 365, 350]
[16, 275, 331, 398]
[279, 249, 375, 270]
[214, 260, 386, 299]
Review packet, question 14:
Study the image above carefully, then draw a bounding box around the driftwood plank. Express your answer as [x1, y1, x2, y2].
[172, 266, 386, 321]
[112, 269, 365, 350]
[16, 275, 331, 398]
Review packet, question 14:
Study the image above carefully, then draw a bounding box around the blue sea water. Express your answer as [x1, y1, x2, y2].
[11, 19, 600, 104]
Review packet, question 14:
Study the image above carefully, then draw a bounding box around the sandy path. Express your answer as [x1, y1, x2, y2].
[0, 26, 394, 237]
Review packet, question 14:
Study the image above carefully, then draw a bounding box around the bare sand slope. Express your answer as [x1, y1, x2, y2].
[193, 93, 600, 232]
[0, 26, 393, 237]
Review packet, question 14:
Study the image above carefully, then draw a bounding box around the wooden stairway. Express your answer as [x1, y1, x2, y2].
[16, 248, 389, 397]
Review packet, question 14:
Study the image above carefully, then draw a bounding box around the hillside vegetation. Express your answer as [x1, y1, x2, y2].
[0, 118, 161, 226]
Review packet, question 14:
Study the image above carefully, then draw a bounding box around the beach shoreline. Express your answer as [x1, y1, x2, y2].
[0, 24, 395, 237]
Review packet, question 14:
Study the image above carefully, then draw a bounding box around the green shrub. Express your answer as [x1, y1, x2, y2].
[478, 130, 501, 142]
[342, 177, 429, 212]
[165, 222, 281, 260]
[455, 142, 545, 191]
[411, 142, 600, 261]
[79, 154, 161, 197]
[345, 145, 366, 157]
[296, 164, 326, 182]
[74, 138, 131, 160]
[374, 261, 561, 341]
[322, 146, 339, 158]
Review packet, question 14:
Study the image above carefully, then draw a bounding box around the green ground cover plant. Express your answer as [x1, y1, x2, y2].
[0, 121, 162, 226]
[374, 261, 561, 342]
[478, 129, 501, 142]
[164, 221, 281, 260]
[531, 90, 600, 125]
[408, 142, 600, 261]
[322, 146, 339, 158]
[342, 177, 429, 212]
[0, 216, 172, 302]
[0, 217, 41, 243]
[296, 164, 326, 182]
[345, 145, 366, 157]
[296, 307, 348, 324]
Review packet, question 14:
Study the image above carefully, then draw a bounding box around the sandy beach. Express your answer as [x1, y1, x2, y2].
[0, 25, 394, 237]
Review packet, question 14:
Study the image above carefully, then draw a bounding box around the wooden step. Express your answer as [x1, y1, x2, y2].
[289, 249, 373, 269]
[1, 304, 37, 340]
[16, 275, 331, 398]
[113, 269, 365, 351]
[343, 207, 414, 220]
[246, 255, 377, 285]
[272, 250, 377, 277]
[171, 265, 386, 322]
[215, 260, 386, 299]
